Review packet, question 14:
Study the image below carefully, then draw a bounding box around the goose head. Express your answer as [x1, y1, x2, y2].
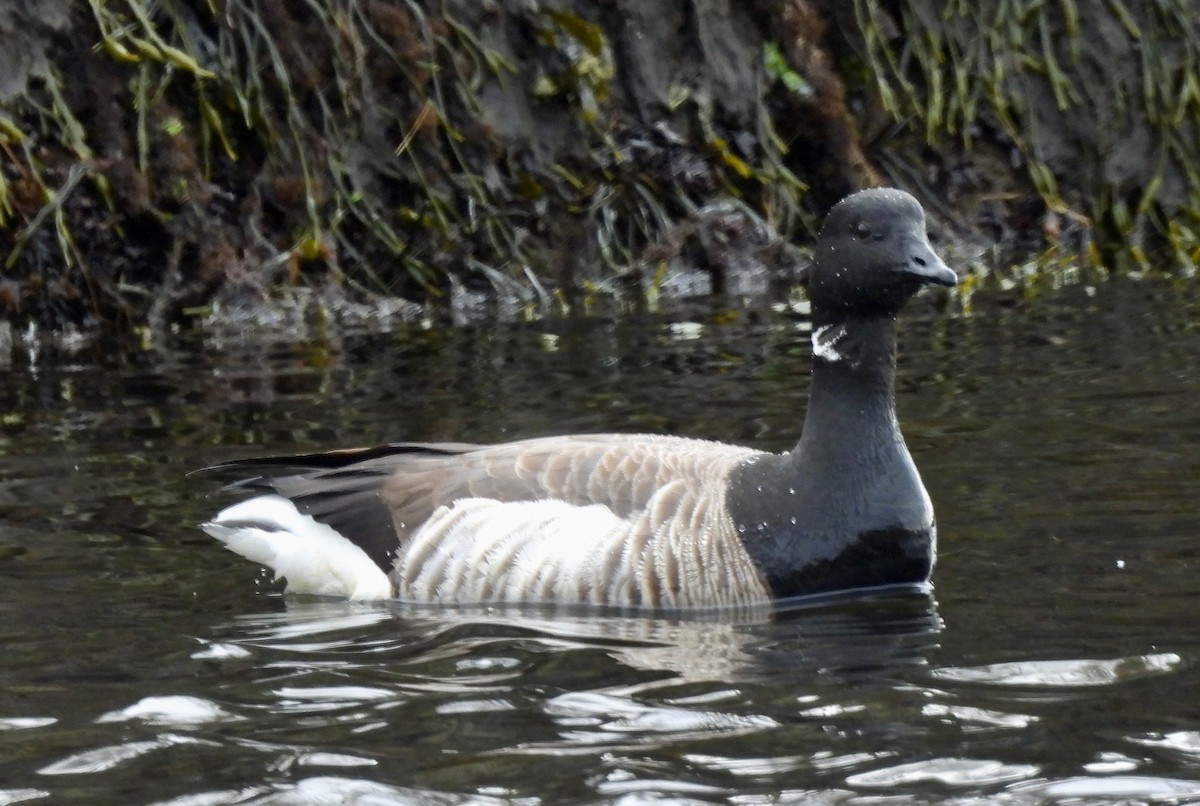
[806, 188, 958, 321]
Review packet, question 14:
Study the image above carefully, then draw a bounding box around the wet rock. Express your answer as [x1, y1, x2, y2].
[640, 201, 804, 302]
[199, 286, 424, 350]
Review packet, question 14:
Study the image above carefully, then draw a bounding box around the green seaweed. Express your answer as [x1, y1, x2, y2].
[764, 41, 809, 94]
[1, 0, 813, 330]
[857, 0, 1200, 275]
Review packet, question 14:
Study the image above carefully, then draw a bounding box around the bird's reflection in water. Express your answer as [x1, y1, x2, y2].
[222, 586, 942, 685]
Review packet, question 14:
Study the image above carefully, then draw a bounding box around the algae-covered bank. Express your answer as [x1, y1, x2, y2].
[1, 1, 1198, 346]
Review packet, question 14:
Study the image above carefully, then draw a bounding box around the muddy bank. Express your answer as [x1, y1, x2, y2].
[0, 1, 1196, 347]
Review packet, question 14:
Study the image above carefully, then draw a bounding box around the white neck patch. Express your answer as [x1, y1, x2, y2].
[812, 323, 849, 364]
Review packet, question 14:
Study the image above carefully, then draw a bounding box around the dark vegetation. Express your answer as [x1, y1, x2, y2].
[1, 0, 1198, 344]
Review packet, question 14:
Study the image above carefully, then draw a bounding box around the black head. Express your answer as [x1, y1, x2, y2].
[807, 188, 957, 319]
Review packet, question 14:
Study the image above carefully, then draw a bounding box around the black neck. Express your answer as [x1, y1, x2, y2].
[810, 314, 898, 383]
[787, 315, 900, 467]
[727, 313, 934, 598]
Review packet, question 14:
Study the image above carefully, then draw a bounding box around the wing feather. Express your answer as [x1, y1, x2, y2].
[208, 434, 773, 607]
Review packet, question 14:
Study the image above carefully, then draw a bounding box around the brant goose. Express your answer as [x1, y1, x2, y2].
[201, 188, 957, 609]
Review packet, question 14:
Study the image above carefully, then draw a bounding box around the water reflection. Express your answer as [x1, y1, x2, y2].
[222, 590, 943, 685]
[845, 757, 1041, 788]
[38, 734, 220, 777]
[147, 776, 522, 806]
[96, 696, 241, 727]
[1006, 775, 1200, 803]
[932, 653, 1183, 688]
[164, 593, 946, 798]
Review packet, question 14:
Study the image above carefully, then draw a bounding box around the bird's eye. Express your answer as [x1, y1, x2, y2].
[852, 221, 872, 239]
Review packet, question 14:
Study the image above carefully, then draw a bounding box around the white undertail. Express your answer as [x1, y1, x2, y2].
[202, 495, 392, 600]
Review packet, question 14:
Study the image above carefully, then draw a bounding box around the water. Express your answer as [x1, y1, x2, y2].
[3, 276, 1200, 804]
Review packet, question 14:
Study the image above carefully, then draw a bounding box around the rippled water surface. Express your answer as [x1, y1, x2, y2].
[3, 277, 1200, 804]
